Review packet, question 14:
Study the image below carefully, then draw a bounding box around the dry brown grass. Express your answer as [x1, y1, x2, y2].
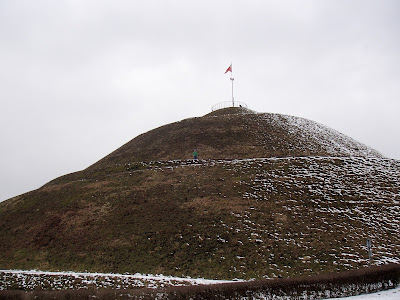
[0, 109, 397, 280]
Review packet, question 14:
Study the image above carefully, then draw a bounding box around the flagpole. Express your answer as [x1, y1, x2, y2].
[224, 63, 234, 107]
[230, 63, 234, 107]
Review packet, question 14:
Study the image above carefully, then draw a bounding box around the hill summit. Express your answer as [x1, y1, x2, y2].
[0, 108, 398, 280]
[90, 107, 381, 169]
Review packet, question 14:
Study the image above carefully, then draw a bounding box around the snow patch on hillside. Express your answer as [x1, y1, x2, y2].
[255, 113, 383, 158]
[0, 269, 235, 290]
[124, 156, 400, 275]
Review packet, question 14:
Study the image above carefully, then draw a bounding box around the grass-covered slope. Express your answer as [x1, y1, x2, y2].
[1, 157, 399, 279]
[89, 108, 381, 170]
[0, 108, 397, 280]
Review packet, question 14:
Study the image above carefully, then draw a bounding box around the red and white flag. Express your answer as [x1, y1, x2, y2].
[224, 64, 232, 74]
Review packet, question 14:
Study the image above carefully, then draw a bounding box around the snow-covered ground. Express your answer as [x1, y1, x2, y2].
[0, 269, 236, 290]
[1, 269, 399, 299]
[328, 285, 400, 300]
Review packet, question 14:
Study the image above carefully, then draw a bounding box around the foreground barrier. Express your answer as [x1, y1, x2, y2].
[1, 264, 399, 299]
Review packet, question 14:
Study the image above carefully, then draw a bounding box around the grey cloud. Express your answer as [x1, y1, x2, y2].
[1, 0, 399, 202]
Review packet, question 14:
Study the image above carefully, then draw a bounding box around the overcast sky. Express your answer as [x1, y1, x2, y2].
[1, 0, 399, 202]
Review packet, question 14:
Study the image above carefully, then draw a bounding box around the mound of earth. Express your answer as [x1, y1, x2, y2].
[0, 108, 398, 280]
[89, 108, 381, 170]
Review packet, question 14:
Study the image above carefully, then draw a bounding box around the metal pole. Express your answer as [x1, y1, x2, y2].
[366, 238, 372, 267]
[231, 77, 234, 107]
[230, 63, 234, 107]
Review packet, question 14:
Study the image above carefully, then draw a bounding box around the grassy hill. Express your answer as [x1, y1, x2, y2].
[88, 108, 381, 170]
[0, 108, 398, 280]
